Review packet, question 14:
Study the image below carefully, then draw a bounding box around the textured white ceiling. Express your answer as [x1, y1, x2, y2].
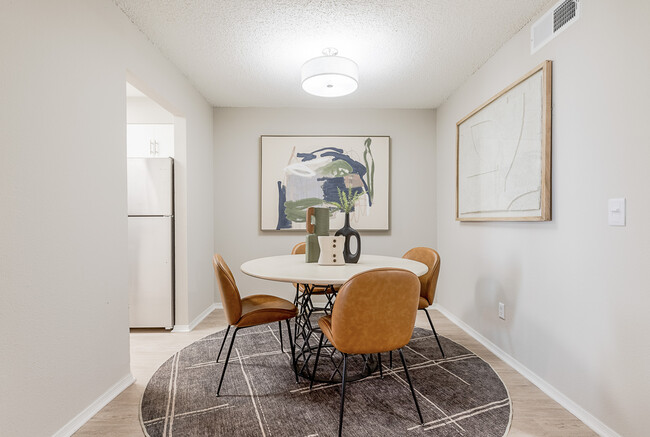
[114, 0, 553, 108]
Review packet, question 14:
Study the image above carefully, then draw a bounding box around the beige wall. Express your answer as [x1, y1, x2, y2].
[126, 96, 175, 124]
[435, 1, 650, 436]
[0, 1, 214, 435]
[213, 108, 437, 300]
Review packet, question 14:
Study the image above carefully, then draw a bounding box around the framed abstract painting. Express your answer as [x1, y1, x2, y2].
[456, 60, 552, 221]
[260, 136, 390, 231]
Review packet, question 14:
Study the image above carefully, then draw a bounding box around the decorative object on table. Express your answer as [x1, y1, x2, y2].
[317, 236, 345, 266]
[331, 187, 362, 263]
[141, 326, 511, 437]
[456, 60, 552, 221]
[305, 206, 330, 263]
[260, 136, 390, 231]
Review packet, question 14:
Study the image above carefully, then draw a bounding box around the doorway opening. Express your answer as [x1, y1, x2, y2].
[126, 80, 177, 332]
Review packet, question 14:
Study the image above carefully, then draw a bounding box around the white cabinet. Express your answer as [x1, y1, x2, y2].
[127, 124, 174, 158]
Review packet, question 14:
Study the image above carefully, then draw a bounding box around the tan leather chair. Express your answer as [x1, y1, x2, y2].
[310, 268, 424, 436]
[213, 254, 298, 396]
[403, 247, 445, 357]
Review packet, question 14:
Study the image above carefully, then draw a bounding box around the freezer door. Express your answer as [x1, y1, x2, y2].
[127, 157, 173, 216]
[128, 216, 174, 328]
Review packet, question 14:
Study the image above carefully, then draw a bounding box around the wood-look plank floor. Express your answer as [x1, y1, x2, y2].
[74, 309, 596, 436]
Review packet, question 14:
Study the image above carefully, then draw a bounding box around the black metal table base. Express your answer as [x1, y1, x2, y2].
[292, 284, 378, 382]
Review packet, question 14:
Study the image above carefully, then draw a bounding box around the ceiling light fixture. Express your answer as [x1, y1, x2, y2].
[301, 48, 358, 98]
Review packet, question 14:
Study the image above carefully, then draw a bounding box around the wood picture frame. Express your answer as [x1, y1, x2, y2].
[456, 60, 552, 221]
[260, 135, 390, 231]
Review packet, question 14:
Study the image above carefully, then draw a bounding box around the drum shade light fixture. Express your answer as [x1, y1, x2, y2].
[301, 48, 358, 97]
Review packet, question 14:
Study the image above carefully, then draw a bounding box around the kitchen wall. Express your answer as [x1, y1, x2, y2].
[0, 1, 214, 435]
[435, 1, 650, 436]
[213, 108, 436, 300]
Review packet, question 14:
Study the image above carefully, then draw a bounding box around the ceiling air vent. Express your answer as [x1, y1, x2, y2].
[531, 0, 580, 54]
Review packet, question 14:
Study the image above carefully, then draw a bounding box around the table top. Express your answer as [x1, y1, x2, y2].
[240, 254, 428, 285]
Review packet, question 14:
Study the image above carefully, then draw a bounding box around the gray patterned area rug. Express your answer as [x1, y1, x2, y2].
[140, 325, 511, 436]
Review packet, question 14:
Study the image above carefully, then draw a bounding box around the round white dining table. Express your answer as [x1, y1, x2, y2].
[240, 254, 428, 285]
[240, 253, 429, 383]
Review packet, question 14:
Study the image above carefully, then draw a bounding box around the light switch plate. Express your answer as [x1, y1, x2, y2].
[608, 198, 626, 226]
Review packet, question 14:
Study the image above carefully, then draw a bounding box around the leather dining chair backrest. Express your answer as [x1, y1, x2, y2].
[291, 242, 306, 291]
[291, 242, 306, 255]
[403, 247, 440, 306]
[213, 254, 243, 325]
[330, 268, 420, 355]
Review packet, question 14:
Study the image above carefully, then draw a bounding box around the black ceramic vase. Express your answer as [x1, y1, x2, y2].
[335, 213, 361, 263]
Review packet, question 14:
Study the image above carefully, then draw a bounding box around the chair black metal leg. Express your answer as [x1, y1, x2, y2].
[216, 327, 239, 397]
[310, 333, 324, 390]
[398, 348, 424, 424]
[285, 319, 298, 382]
[338, 354, 348, 437]
[216, 325, 231, 363]
[378, 353, 383, 378]
[423, 308, 445, 358]
[278, 321, 284, 353]
[293, 283, 300, 306]
[389, 350, 393, 368]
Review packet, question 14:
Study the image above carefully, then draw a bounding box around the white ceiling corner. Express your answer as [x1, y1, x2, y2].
[114, 0, 555, 109]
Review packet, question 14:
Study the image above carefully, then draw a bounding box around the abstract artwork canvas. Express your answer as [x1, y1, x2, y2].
[260, 136, 390, 231]
[456, 61, 552, 221]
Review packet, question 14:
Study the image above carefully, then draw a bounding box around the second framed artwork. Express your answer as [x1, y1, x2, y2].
[260, 136, 390, 231]
[457, 60, 552, 221]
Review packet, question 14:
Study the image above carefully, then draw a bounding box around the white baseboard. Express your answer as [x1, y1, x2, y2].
[432, 304, 619, 437]
[53, 372, 135, 437]
[172, 302, 222, 332]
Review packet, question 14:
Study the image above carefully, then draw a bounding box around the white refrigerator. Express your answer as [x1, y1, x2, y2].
[127, 157, 174, 329]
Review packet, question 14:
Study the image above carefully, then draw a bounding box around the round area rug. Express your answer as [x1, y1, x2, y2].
[140, 325, 511, 436]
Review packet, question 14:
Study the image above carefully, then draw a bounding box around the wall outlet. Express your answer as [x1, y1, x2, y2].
[498, 302, 506, 320]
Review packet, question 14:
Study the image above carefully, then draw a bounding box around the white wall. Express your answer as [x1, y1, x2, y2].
[435, 1, 650, 436]
[213, 108, 436, 300]
[0, 1, 214, 435]
[126, 96, 175, 124]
